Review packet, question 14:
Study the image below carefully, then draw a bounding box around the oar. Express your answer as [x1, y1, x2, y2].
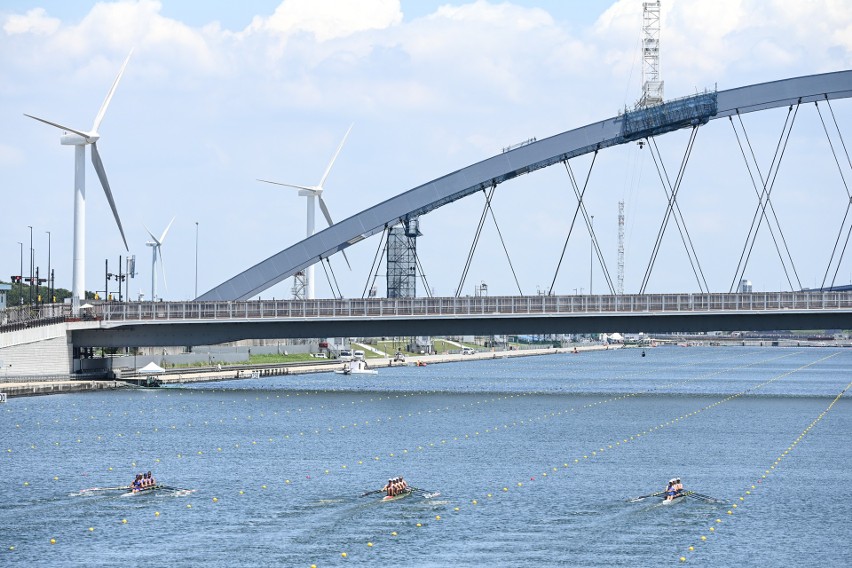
[628, 491, 665, 502]
[409, 486, 441, 498]
[685, 491, 718, 502]
[360, 489, 385, 497]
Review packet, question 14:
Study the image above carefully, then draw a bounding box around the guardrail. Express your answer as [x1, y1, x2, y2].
[87, 291, 852, 322]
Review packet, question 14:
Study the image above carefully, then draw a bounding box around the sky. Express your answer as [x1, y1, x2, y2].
[2, 0, 852, 302]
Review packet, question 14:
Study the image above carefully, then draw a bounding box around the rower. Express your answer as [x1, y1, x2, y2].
[132, 474, 143, 492]
[674, 478, 683, 497]
[147, 471, 156, 487]
[665, 479, 677, 501]
[383, 478, 395, 497]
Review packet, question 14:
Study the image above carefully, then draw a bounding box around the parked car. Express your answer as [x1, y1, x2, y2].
[462, 347, 475, 355]
[312, 352, 327, 358]
[339, 350, 353, 362]
[353, 350, 365, 360]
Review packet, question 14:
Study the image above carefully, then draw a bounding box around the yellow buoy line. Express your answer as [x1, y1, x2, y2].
[3, 350, 806, 489]
[2, 386, 503, 458]
[2, 347, 774, 459]
[678, 378, 852, 563]
[2, 352, 837, 557]
[315, 352, 841, 564]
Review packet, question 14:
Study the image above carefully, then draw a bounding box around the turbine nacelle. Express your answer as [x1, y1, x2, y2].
[60, 131, 98, 146]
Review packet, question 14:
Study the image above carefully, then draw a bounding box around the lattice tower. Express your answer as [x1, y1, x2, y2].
[618, 201, 625, 295]
[638, 1, 663, 108]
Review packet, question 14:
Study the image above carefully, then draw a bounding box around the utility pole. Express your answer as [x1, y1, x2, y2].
[194, 221, 199, 299]
[28, 225, 33, 305]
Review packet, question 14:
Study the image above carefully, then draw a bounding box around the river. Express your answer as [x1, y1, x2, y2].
[1, 346, 850, 566]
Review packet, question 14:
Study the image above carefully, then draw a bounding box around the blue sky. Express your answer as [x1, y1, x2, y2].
[2, 0, 852, 302]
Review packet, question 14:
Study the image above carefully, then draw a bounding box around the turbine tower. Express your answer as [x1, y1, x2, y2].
[145, 218, 175, 302]
[258, 124, 353, 299]
[25, 50, 133, 314]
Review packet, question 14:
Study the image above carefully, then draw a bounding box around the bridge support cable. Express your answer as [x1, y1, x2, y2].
[815, 97, 852, 288]
[320, 257, 343, 299]
[566, 158, 616, 294]
[547, 151, 600, 294]
[455, 184, 497, 297]
[409, 236, 434, 298]
[728, 103, 803, 292]
[645, 131, 708, 293]
[484, 193, 524, 296]
[362, 226, 389, 299]
[639, 126, 707, 294]
[727, 113, 799, 292]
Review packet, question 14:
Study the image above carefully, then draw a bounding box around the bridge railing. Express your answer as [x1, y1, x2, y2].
[93, 291, 852, 322]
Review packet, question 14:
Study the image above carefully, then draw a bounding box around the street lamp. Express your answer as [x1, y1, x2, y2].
[45, 231, 51, 304]
[194, 221, 199, 299]
[16, 242, 23, 305]
[589, 215, 594, 295]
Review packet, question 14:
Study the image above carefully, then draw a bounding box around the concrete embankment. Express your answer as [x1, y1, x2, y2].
[0, 344, 617, 398]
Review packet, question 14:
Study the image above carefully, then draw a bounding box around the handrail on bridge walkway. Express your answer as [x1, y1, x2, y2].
[91, 291, 852, 322]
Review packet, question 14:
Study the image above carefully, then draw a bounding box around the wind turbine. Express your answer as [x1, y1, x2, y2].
[145, 218, 175, 303]
[25, 50, 133, 314]
[258, 124, 353, 299]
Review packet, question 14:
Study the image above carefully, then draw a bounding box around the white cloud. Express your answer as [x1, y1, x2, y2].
[3, 7, 59, 35]
[244, 0, 402, 41]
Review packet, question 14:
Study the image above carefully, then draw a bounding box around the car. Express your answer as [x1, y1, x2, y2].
[312, 352, 327, 358]
[339, 350, 353, 362]
[461, 347, 475, 355]
[353, 350, 365, 360]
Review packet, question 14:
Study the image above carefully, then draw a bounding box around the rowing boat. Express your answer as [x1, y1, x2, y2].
[661, 493, 686, 505]
[381, 489, 413, 502]
[121, 484, 167, 497]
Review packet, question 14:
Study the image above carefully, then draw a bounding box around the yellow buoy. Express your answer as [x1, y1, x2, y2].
[121, 519, 127, 524]
[212, 497, 218, 503]
[341, 552, 347, 558]
[435, 515, 441, 520]
[391, 532, 397, 536]
[50, 539, 56, 544]
[367, 542, 373, 547]
[155, 512, 160, 517]
[680, 557, 686, 562]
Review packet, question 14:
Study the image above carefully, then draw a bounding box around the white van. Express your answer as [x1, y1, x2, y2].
[353, 350, 365, 361]
[339, 350, 353, 362]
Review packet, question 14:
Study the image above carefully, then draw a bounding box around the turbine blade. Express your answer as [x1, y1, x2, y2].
[159, 246, 168, 293]
[143, 225, 159, 244]
[159, 217, 176, 243]
[91, 142, 129, 251]
[92, 48, 134, 134]
[257, 179, 316, 193]
[317, 195, 335, 228]
[318, 196, 351, 270]
[317, 123, 353, 190]
[24, 114, 90, 139]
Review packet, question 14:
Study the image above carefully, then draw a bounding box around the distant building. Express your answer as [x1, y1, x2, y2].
[737, 279, 753, 293]
[0, 283, 10, 311]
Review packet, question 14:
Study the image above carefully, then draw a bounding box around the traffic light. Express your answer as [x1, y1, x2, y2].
[10, 275, 21, 283]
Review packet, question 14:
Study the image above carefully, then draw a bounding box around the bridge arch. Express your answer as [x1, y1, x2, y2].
[198, 71, 852, 301]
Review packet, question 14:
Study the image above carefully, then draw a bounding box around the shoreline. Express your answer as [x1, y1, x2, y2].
[0, 344, 617, 398]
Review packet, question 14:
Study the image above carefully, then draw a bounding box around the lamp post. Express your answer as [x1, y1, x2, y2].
[45, 231, 51, 304]
[28, 225, 33, 305]
[17, 242, 23, 305]
[194, 221, 199, 299]
[589, 215, 594, 295]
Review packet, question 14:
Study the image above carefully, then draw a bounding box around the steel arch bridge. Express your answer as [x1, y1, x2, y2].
[198, 71, 852, 302]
